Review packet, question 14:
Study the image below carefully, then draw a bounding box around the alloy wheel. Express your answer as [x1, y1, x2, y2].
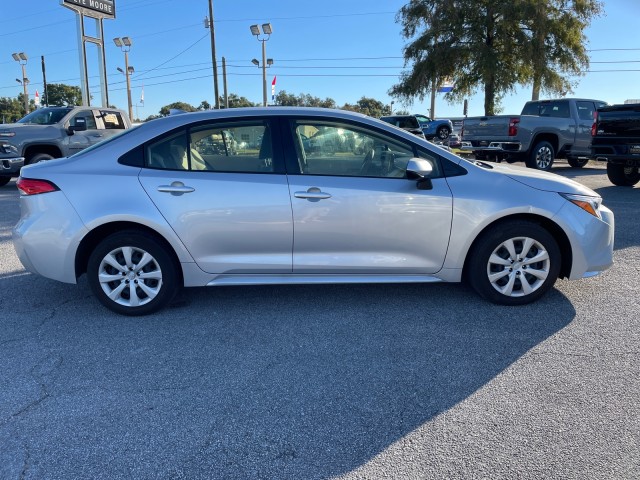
[97, 246, 163, 307]
[486, 236, 550, 297]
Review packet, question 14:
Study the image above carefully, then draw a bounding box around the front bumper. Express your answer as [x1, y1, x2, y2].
[554, 202, 615, 280]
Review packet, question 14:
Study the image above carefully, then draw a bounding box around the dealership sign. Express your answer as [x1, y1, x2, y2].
[62, 0, 115, 19]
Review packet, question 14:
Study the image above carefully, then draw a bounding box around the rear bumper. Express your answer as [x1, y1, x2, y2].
[0, 156, 25, 175]
[13, 190, 88, 284]
[460, 142, 522, 154]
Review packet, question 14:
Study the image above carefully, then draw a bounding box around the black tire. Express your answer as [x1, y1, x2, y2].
[27, 153, 55, 164]
[526, 141, 555, 171]
[567, 157, 589, 168]
[0, 176, 11, 187]
[606, 163, 640, 186]
[87, 230, 181, 316]
[466, 221, 561, 306]
[436, 126, 451, 140]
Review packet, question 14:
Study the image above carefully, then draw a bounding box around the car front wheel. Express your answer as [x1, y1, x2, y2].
[466, 221, 561, 305]
[87, 230, 180, 315]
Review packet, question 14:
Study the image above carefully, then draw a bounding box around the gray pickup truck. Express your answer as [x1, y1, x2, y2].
[0, 106, 131, 186]
[461, 98, 607, 170]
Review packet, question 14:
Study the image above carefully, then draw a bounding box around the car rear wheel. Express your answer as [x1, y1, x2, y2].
[606, 163, 640, 186]
[436, 126, 450, 140]
[526, 141, 555, 171]
[87, 231, 180, 316]
[466, 221, 561, 305]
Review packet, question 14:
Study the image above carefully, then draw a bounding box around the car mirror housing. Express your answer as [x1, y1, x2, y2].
[406, 158, 434, 190]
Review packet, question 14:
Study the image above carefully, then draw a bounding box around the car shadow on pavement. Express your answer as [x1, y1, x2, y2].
[0, 274, 575, 478]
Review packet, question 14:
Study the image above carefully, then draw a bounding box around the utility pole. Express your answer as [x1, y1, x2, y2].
[222, 56, 228, 108]
[41, 56, 49, 106]
[207, 0, 220, 109]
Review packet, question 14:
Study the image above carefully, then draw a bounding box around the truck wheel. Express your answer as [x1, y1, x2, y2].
[0, 176, 11, 187]
[526, 141, 555, 171]
[607, 163, 640, 186]
[466, 221, 561, 305]
[436, 126, 450, 140]
[27, 153, 55, 164]
[567, 158, 589, 168]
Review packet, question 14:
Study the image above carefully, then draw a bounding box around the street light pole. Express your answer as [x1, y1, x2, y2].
[12, 53, 29, 115]
[261, 38, 267, 108]
[250, 23, 273, 107]
[124, 50, 133, 121]
[113, 37, 134, 122]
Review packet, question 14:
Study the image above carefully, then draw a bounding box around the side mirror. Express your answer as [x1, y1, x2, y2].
[67, 117, 87, 135]
[406, 158, 433, 190]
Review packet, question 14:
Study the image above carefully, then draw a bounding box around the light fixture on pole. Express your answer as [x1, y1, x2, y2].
[249, 23, 273, 107]
[113, 37, 134, 122]
[12, 52, 29, 116]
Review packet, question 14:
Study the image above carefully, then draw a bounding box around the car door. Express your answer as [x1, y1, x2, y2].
[138, 119, 293, 274]
[97, 109, 130, 141]
[284, 118, 453, 274]
[64, 109, 103, 155]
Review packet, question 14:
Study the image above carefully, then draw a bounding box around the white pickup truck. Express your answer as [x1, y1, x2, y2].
[461, 98, 607, 170]
[0, 106, 131, 186]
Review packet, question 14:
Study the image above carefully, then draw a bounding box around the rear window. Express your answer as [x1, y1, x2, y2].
[522, 101, 569, 118]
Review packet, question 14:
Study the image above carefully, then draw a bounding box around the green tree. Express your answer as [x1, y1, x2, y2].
[225, 94, 257, 108]
[522, 1, 603, 100]
[274, 90, 337, 108]
[0, 97, 24, 123]
[44, 83, 83, 106]
[391, 0, 601, 115]
[198, 100, 211, 110]
[342, 97, 388, 118]
[159, 102, 197, 116]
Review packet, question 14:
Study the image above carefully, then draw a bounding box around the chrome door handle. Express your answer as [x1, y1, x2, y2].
[157, 181, 195, 195]
[294, 188, 332, 200]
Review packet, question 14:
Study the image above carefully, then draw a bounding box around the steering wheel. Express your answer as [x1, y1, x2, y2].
[359, 148, 375, 176]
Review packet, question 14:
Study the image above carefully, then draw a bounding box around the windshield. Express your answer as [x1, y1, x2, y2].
[17, 107, 73, 125]
[415, 115, 432, 124]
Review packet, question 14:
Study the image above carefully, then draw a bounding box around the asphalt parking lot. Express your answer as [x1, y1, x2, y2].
[0, 161, 638, 479]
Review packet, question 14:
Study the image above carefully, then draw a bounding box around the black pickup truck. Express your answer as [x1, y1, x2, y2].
[591, 103, 640, 186]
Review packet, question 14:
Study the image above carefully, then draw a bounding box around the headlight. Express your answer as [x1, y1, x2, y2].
[0, 131, 16, 137]
[559, 193, 602, 219]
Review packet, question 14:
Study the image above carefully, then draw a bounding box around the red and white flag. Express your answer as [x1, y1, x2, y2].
[34, 90, 40, 107]
[271, 76, 276, 102]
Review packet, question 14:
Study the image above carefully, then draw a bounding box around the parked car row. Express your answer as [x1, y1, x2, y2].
[379, 114, 453, 141]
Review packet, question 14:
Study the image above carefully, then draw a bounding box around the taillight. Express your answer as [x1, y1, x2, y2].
[591, 111, 598, 136]
[16, 177, 59, 195]
[508, 117, 520, 136]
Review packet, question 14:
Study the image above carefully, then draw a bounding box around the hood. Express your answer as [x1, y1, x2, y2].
[485, 162, 599, 197]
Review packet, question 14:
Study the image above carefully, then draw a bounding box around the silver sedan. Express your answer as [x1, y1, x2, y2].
[13, 107, 614, 315]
